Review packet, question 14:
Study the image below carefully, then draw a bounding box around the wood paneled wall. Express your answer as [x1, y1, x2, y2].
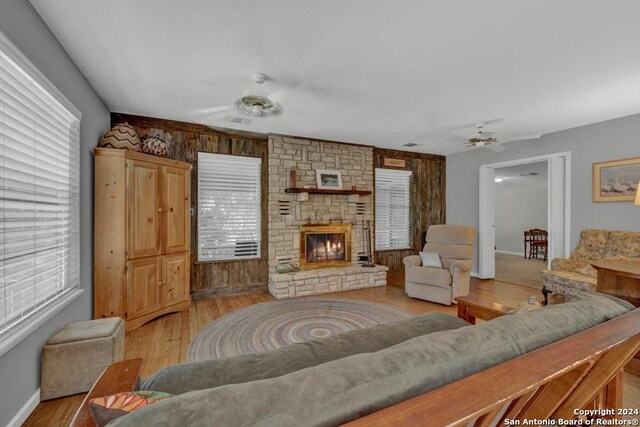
[111, 113, 269, 297]
[373, 148, 446, 272]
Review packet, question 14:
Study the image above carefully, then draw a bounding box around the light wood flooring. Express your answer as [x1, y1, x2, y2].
[24, 275, 640, 426]
[495, 252, 546, 288]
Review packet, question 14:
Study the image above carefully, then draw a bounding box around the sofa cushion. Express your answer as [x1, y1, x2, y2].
[551, 258, 592, 274]
[406, 266, 451, 288]
[570, 229, 611, 260]
[603, 230, 640, 259]
[140, 312, 469, 395]
[111, 292, 632, 427]
[540, 270, 597, 295]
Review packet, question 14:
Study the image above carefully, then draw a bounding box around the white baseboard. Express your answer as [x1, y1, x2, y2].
[495, 250, 525, 257]
[471, 272, 479, 278]
[7, 388, 40, 427]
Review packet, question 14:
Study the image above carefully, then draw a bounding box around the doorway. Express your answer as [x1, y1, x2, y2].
[493, 161, 548, 287]
[478, 152, 571, 280]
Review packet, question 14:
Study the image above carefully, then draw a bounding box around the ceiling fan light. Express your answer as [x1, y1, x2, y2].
[234, 94, 283, 117]
[251, 104, 263, 116]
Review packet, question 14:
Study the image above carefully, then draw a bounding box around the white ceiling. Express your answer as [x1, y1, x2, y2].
[30, 0, 640, 155]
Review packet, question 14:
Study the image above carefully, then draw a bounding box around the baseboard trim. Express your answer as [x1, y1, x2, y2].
[495, 250, 525, 257]
[7, 388, 40, 427]
[471, 272, 479, 278]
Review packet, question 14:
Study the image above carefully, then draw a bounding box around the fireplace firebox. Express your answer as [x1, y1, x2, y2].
[300, 223, 352, 270]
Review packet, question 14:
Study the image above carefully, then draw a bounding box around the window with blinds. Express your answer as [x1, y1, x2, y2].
[197, 153, 261, 261]
[0, 33, 81, 345]
[375, 168, 412, 250]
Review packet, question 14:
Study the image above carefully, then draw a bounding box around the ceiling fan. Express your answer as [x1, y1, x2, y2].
[190, 73, 326, 133]
[233, 73, 283, 117]
[463, 122, 505, 152]
[443, 121, 541, 155]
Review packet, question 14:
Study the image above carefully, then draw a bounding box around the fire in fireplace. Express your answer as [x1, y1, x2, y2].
[300, 223, 352, 270]
[306, 233, 346, 263]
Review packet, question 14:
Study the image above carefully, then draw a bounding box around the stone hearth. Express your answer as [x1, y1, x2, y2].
[268, 264, 388, 299]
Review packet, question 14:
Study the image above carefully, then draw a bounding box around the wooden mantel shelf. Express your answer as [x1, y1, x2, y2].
[285, 187, 372, 196]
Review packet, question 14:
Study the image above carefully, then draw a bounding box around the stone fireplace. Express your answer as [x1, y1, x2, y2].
[300, 223, 352, 270]
[267, 135, 388, 299]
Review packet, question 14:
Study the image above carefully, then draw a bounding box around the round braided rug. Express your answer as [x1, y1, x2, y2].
[187, 298, 412, 361]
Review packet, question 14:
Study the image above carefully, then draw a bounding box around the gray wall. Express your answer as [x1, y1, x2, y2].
[495, 180, 547, 254]
[447, 113, 640, 274]
[0, 1, 109, 425]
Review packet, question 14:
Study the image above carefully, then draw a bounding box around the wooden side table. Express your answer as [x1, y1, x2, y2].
[455, 291, 563, 325]
[592, 260, 640, 306]
[455, 294, 512, 325]
[592, 259, 640, 376]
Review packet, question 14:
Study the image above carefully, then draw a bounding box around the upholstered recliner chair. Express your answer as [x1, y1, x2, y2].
[403, 224, 476, 305]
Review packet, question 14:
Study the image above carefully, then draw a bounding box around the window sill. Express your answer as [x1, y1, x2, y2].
[194, 257, 263, 265]
[0, 288, 84, 358]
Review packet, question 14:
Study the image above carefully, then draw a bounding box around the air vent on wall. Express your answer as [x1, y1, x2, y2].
[223, 116, 252, 125]
[356, 202, 366, 215]
[278, 200, 292, 215]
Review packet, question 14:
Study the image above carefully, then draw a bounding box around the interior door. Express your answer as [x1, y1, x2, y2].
[127, 160, 161, 258]
[162, 252, 190, 307]
[162, 166, 190, 253]
[549, 156, 568, 264]
[478, 166, 496, 279]
[126, 257, 163, 319]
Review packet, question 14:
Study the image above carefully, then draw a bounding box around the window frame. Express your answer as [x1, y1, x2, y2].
[196, 152, 262, 263]
[374, 168, 413, 251]
[0, 31, 83, 358]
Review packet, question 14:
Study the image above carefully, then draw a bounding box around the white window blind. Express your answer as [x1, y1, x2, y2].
[0, 34, 81, 341]
[375, 168, 412, 250]
[198, 153, 261, 261]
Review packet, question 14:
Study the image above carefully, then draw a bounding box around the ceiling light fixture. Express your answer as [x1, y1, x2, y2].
[234, 73, 283, 117]
[494, 177, 504, 183]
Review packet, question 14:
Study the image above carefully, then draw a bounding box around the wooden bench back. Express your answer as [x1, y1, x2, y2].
[346, 308, 640, 426]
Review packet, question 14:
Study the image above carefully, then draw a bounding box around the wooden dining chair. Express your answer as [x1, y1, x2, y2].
[523, 230, 533, 259]
[528, 228, 548, 262]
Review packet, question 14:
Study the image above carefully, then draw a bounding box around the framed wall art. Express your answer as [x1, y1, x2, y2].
[593, 156, 640, 202]
[315, 169, 343, 190]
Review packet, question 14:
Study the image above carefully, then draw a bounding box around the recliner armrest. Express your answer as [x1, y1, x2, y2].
[449, 260, 471, 275]
[403, 255, 422, 269]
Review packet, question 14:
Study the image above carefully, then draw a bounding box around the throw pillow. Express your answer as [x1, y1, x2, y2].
[508, 296, 542, 315]
[419, 251, 443, 268]
[89, 391, 173, 427]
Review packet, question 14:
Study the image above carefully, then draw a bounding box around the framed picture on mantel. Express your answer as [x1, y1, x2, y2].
[316, 170, 343, 190]
[593, 156, 640, 202]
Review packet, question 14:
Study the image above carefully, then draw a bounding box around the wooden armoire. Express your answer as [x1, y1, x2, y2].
[94, 147, 192, 331]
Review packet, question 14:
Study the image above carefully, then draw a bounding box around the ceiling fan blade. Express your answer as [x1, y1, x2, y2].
[486, 143, 506, 152]
[477, 131, 495, 138]
[445, 144, 475, 156]
[192, 105, 233, 115]
[486, 118, 504, 125]
[500, 134, 542, 143]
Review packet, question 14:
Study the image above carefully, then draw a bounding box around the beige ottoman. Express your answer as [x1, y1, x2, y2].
[40, 317, 124, 400]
